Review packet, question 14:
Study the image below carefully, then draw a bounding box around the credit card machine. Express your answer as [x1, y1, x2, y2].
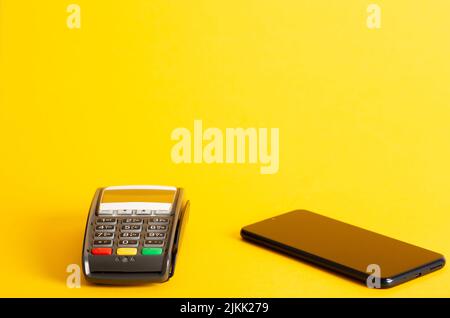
[82, 185, 189, 284]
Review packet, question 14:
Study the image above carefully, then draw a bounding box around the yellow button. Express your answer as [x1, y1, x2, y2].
[116, 248, 137, 256]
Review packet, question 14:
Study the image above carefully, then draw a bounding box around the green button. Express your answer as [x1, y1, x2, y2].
[142, 247, 163, 255]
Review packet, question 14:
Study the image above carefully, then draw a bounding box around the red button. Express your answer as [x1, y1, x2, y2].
[91, 248, 112, 255]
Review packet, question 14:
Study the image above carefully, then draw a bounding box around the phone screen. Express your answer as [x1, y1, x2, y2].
[242, 210, 444, 279]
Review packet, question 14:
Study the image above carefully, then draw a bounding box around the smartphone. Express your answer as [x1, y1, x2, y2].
[82, 185, 189, 284]
[241, 210, 445, 288]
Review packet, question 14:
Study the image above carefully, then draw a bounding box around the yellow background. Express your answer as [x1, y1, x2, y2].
[0, 0, 449, 297]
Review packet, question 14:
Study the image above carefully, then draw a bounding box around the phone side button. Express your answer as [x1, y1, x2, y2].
[91, 248, 112, 255]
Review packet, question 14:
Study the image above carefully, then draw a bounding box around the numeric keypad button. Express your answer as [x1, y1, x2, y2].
[118, 240, 139, 247]
[147, 224, 168, 232]
[95, 225, 115, 232]
[119, 232, 140, 239]
[96, 218, 116, 224]
[122, 218, 143, 225]
[146, 232, 166, 239]
[94, 232, 114, 239]
[144, 240, 164, 247]
[93, 240, 113, 247]
[148, 217, 169, 224]
[121, 225, 142, 232]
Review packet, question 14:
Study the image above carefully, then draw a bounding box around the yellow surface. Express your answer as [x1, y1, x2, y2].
[116, 248, 138, 256]
[0, 0, 449, 297]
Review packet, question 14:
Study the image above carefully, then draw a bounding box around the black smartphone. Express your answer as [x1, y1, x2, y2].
[241, 210, 445, 288]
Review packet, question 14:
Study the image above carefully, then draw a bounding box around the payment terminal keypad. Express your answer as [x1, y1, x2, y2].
[90, 212, 172, 257]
